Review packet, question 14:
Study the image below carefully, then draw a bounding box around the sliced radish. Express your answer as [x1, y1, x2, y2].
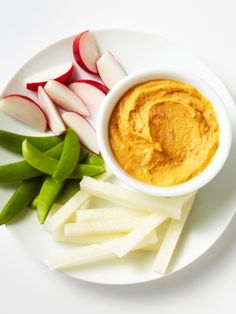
[61, 112, 99, 153]
[25, 62, 73, 91]
[44, 80, 89, 116]
[0, 94, 47, 132]
[69, 80, 108, 115]
[96, 51, 127, 89]
[38, 87, 66, 135]
[72, 79, 109, 94]
[73, 30, 100, 74]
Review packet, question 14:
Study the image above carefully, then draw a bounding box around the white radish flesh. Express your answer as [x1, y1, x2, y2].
[61, 111, 99, 154]
[38, 86, 66, 135]
[25, 62, 73, 91]
[69, 80, 108, 115]
[96, 51, 127, 88]
[73, 30, 100, 74]
[0, 94, 47, 132]
[44, 80, 89, 116]
[153, 195, 196, 274]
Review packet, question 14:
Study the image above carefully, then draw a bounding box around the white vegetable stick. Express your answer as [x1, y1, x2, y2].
[44, 203, 63, 230]
[54, 227, 158, 248]
[65, 216, 144, 236]
[48, 243, 111, 270]
[54, 226, 158, 251]
[109, 214, 167, 257]
[153, 195, 196, 274]
[46, 203, 61, 218]
[137, 232, 159, 248]
[45, 171, 112, 233]
[53, 231, 127, 244]
[44, 205, 63, 233]
[144, 243, 160, 252]
[80, 176, 191, 219]
[45, 191, 89, 233]
[154, 219, 170, 251]
[76, 207, 147, 221]
[44, 205, 76, 233]
[47, 231, 157, 270]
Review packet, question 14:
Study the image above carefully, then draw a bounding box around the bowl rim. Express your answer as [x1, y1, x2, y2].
[97, 68, 232, 197]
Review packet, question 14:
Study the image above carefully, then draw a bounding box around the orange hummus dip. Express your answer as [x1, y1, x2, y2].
[109, 80, 219, 186]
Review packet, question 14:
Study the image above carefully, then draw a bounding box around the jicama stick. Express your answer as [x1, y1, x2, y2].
[45, 171, 112, 232]
[154, 220, 170, 251]
[54, 225, 158, 251]
[108, 214, 167, 257]
[47, 231, 158, 270]
[153, 195, 196, 274]
[76, 207, 146, 221]
[48, 244, 112, 270]
[64, 216, 144, 236]
[45, 191, 88, 232]
[53, 230, 127, 244]
[80, 177, 192, 219]
[46, 203, 62, 219]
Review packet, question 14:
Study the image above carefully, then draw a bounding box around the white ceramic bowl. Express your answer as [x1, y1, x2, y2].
[97, 69, 232, 197]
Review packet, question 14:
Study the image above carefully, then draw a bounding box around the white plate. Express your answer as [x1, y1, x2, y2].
[1, 29, 236, 285]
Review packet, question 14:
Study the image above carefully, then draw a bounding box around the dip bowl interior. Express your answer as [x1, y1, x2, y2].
[97, 69, 232, 197]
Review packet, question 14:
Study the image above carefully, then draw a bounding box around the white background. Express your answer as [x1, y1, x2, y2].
[0, 0, 236, 313]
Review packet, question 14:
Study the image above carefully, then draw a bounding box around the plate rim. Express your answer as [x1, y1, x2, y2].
[2, 28, 236, 285]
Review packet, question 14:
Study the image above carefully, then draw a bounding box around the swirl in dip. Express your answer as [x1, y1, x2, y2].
[109, 80, 220, 186]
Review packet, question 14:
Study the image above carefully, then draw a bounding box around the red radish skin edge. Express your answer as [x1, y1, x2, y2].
[3, 94, 39, 103]
[73, 31, 99, 75]
[1, 94, 48, 131]
[26, 64, 74, 91]
[71, 79, 109, 95]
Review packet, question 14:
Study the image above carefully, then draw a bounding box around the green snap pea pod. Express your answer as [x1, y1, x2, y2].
[0, 162, 41, 182]
[53, 129, 80, 183]
[84, 153, 105, 166]
[0, 129, 63, 154]
[22, 141, 105, 179]
[0, 142, 64, 182]
[42, 141, 64, 159]
[37, 177, 64, 224]
[56, 179, 81, 204]
[79, 147, 89, 162]
[31, 178, 81, 207]
[69, 164, 105, 179]
[31, 195, 39, 208]
[22, 140, 58, 175]
[0, 177, 42, 225]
